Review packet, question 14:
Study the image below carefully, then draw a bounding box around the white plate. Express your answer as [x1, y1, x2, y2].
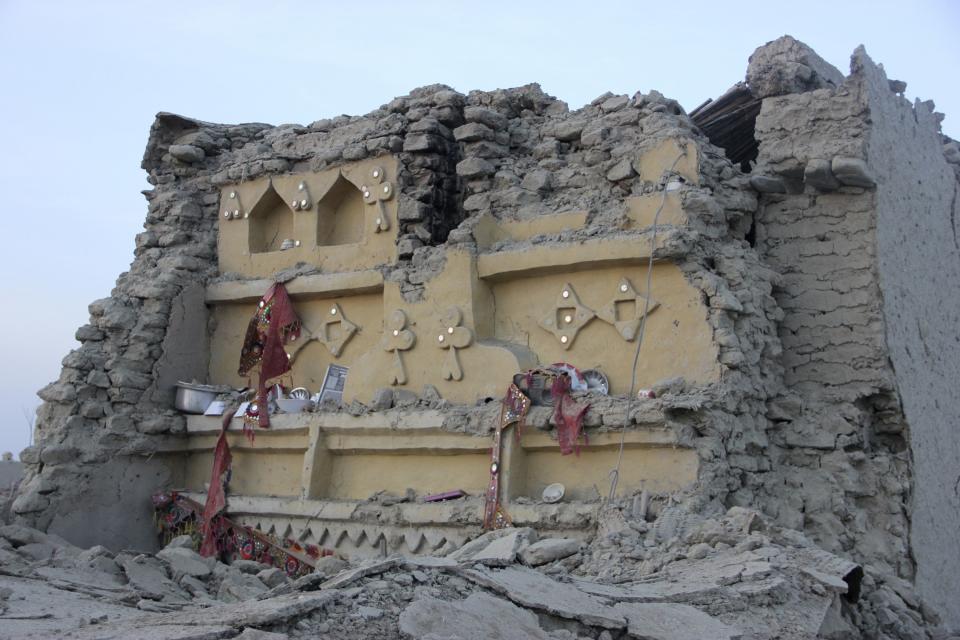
[542, 483, 565, 503]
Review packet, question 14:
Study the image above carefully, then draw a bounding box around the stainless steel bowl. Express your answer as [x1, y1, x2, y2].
[174, 381, 219, 414]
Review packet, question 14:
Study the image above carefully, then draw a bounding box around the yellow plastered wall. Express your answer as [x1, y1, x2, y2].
[491, 264, 720, 394]
[517, 446, 698, 500]
[217, 157, 399, 278]
[181, 432, 309, 497]
[195, 146, 716, 505]
[174, 420, 698, 502]
[209, 293, 383, 392]
[342, 248, 540, 404]
[325, 452, 491, 500]
[636, 138, 699, 185]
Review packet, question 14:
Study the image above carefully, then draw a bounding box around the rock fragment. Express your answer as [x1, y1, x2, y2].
[519, 538, 581, 566]
[615, 602, 742, 640]
[400, 592, 554, 640]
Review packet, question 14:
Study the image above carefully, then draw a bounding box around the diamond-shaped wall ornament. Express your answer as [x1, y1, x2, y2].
[538, 283, 595, 350]
[436, 306, 473, 381]
[286, 303, 359, 363]
[596, 277, 660, 342]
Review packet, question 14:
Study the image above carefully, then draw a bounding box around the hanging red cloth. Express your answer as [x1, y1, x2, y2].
[238, 282, 301, 429]
[551, 374, 589, 456]
[199, 412, 233, 557]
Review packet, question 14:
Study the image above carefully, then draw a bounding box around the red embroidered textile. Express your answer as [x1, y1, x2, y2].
[200, 412, 233, 557]
[238, 283, 301, 429]
[551, 374, 589, 456]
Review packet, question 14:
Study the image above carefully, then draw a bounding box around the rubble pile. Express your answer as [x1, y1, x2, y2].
[0, 504, 946, 640]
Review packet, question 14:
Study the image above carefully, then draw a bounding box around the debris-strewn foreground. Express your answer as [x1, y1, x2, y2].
[0, 505, 942, 639]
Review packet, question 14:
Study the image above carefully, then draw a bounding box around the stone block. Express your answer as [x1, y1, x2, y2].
[606, 158, 635, 182]
[403, 133, 444, 152]
[520, 538, 581, 566]
[40, 445, 80, 466]
[746, 35, 844, 98]
[601, 95, 630, 112]
[553, 120, 585, 142]
[168, 144, 205, 164]
[157, 546, 213, 578]
[257, 567, 289, 588]
[749, 175, 787, 193]
[804, 159, 840, 191]
[457, 157, 496, 178]
[217, 571, 268, 602]
[454, 122, 494, 142]
[464, 106, 508, 130]
[831, 157, 876, 188]
[521, 169, 551, 192]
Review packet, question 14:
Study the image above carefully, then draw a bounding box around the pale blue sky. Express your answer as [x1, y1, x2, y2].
[1, 0, 957, 457]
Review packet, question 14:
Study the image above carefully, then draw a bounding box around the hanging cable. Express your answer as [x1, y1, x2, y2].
[606, 147, 687, 503]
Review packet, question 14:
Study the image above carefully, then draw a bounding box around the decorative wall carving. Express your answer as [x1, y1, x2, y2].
[288, 303, 359, 363]
[222, 189, 245, 220]
[538, 283, 595, 349]
[596, 277, 660, 341]
[292, 181, 312, 211]
[361, 165, 394, 233]
[383, 309, 416, 385]
[436, 306, 473, 381]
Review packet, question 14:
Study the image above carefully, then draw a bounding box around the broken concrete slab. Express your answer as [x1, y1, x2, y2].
[615, 602, 742, 640]
[459, 565, 626, 630]
[67, 592, 338, 639]
[399, 592, 553, 640]
[234, 628, 290, 640]
[447, 527, 526, 563]
[34, 565, 133, 602]
[0, 572, 145, 639]
[118, 554, 190, 603]
[402, 555, 457, 570]
[320, 557, 401, 589]
[572, 577, 724, 603]
[470, 527, 537, 567]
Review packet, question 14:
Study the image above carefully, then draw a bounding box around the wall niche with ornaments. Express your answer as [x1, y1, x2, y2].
[248, 183, 295, 254]
[316, 174, 364, 246]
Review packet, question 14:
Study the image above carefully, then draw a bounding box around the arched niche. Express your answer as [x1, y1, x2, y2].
[316, 174, 364, 246]
[248, 184, 295, 253]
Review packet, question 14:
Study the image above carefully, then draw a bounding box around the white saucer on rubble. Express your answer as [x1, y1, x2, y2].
[542, 483, 565, 503]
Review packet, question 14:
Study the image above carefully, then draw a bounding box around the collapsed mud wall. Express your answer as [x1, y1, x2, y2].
[858, 50, 960, 630]
[746, 38, 960, 632]
[13, 35, 959, 635]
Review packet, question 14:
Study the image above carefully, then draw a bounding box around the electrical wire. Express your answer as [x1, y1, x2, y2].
[606, 148, 687, 503]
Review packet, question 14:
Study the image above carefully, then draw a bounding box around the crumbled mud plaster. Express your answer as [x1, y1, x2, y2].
[16, 35, 960, 637]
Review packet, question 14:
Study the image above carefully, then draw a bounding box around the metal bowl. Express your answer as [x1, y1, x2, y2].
[174, 381, 219, 414]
